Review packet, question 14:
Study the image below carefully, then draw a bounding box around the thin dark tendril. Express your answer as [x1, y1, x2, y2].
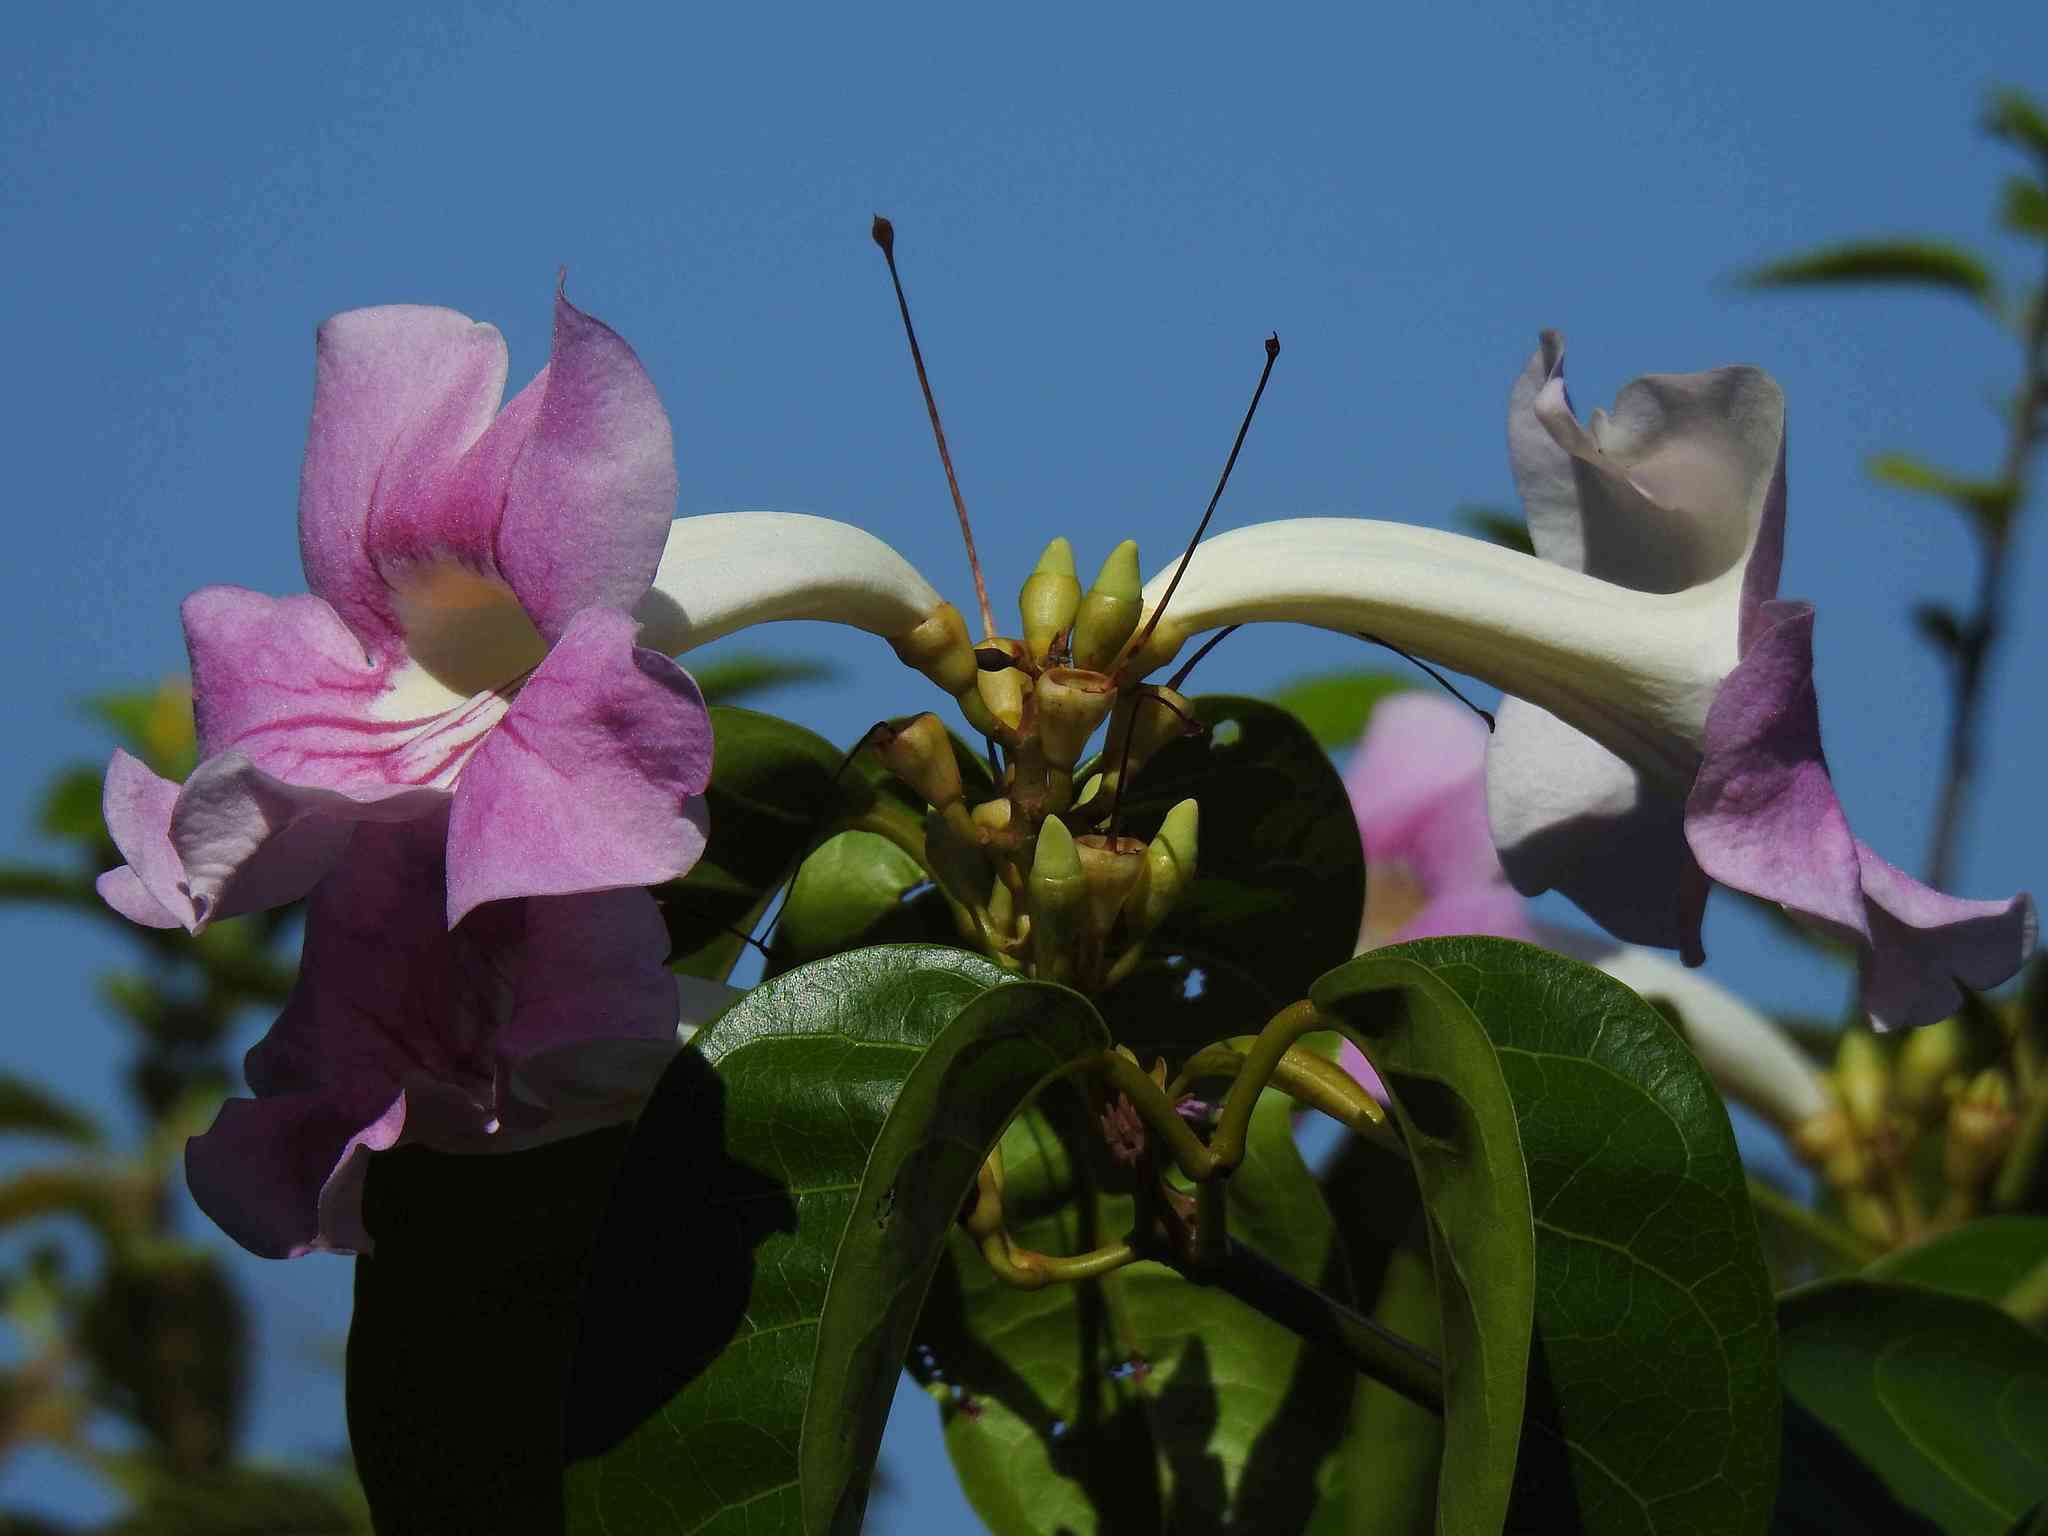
[1357, 633, 1496, 731]
[719, 924, 772, 960]
[1121, 336, 1280, 676]
[1167, 625, 1240, 694]
[872, 215, 996, 638]
[1107, 688, 1208, 839]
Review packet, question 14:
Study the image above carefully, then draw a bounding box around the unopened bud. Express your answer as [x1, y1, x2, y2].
[878, 713, 963, 812]
[1129, 799, 1198, 937]
[1019, 538, 1081, 665]
[1834, 1029, 1890, 1140]
[971, 796, 1016, 841]
[1842, 1191, 1898, 1248]
[890, 602, 978, 697]
[1944, 1069, 2017, 1194]
[1070, 540, 1142, 673]
[1075, 834, 1146, 934]
[1893, 1017, 1966, 1121]
[975, 637, 1029, 733]
[1098, 686, 1193, 796]
[1034, 667, 1118, 769]
[1793, 1102, 1867, 1191]
[1028, 816, 1086, 981]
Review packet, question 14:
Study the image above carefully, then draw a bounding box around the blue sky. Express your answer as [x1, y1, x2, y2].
[4, 1, 2045, 1527]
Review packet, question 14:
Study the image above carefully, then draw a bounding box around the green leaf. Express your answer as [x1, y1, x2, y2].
[1266, 670, 1414, 750]
[1779, 1279, 2048, 1534]
[766, 830, 952, 970]
[1379, 936, 1783, 1535]
[1311, 949, 1536, 1536]
[1871, 453, 2018, 537]
[86, 683, 197, 781]
[1456, 504, 1537, 557]
[565, 947, 1103, 1535]
[82, 1248, 246, 1473]
[1867, 1217, 2048, 1314]
[2002, 177, 2048, 240]
[36, 767, 108, 846]
[1743, 242, 1998, 306]
[1104, 695, 1366, 1057]
[0, 1075, 103, 1146]
[690, 652, 842, 706]
[103, 1469, 371, 1535]
[914, 1080, 1361, 1534]
[1987, 90, 2048, 168]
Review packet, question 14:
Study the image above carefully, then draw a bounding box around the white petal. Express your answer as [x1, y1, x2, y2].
[634, 512, 944, 656]
[1132, 518, 1738, 792]
[1537, 924, 1828, 1128]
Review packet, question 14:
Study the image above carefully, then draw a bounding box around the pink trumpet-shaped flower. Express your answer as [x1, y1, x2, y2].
[1487, 333, 2034, 1029]
[185, 809, 725, 1258]
[97, 289, 712, 933]
[1343, 692, 1828, 1131]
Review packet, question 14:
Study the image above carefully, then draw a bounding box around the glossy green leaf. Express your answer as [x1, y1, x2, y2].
[1868, 1217, 2048, 1315]
[1743, 241, 1998, 306]
[565, 948, 1106, 1535]
[914, 1080, 1360, 1535]
[690, 651, 842, 706]
[1384, 936, 1782, 1535]
[1266, 670, 1414, 750]
[1105, 695, 1366, 1057]
[0, 1074, 103, 1146]
[1311, 950, 1535, 1536]
[1779, 1280, 2048, 1534]
[766, 830, 953, 971]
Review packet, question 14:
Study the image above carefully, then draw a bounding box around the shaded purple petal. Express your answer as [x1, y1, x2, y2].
[1855, 843, 2036, 1031]
[298, 307, 509, 651]
[445, 608, 712, 924]
[1337, 1041, 1389, 1106]
[1487, 696, 1709, 959]
[186, 1090, 408, 1259]
[1685, 602, 1867, 942]
[1687, 602, 2034, 1029]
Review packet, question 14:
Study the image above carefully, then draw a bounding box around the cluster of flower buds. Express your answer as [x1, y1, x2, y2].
[882, 538, 1203, 990]
[1792, 1013, 2026, 1245]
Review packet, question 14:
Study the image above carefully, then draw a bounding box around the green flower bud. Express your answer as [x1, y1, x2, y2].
[877, 713, 963, 812]
[1894, 1016, 1965, 1121]
[1834, 1029, 1890, 1140]
[1075, 833, 1146, 934]
[1129, 798, 1198, 937]
[1028, 815, 1086, 981]
[889, 601, 978, 696]
[1018, 537, 1081, 666]
[975, 636, 1029, 733]
[1945, 1068, 2017, 1194]
[1069, 540, 1141, 672]
[1034, 667, 1118, 769]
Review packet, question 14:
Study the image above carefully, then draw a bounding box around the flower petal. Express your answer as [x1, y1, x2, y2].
[1853, 844, 2037, 1032]
[1488, 696, 1710, 958]
[445, 608, 712, 923]
[298, 307, 509, 651]
[1510, 332, 1786, 611]
[633, 512, 945, 656]
[1344, 691, 1484, 850]
[185, 1090, 409, 1259]
[1685, 602, 1868, 943]
[101, 749, 192, 927]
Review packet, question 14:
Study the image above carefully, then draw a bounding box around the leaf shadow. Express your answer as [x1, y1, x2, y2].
[562, 1050, 797, 1460]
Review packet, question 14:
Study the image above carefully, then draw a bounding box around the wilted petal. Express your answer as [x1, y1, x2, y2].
[1854, 844, 2038, 1032]
[298, 307, 509, 651]
[634, 512, 946, 656]
[445, 608, 712, 924]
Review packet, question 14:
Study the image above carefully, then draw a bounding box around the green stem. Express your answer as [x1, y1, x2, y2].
[1162, 1236, 1444, 1415]
[1084, 1052, 1220, 1180]
[1747, 1178, 1877, 1268]
[1208, 1001, 1328, 1170]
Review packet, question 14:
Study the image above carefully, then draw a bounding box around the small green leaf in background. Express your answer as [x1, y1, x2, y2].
[1455, 504, 1537, 558]
[915, 1079, 1359, 1534]
[1867, 1216, 2048, 1318]
[0, 1074, 104, 1146]
[102, 1467, 372, 1535]
[1266, 670, 1415, 751]
[689, 651, 842, 707]
[565, 947, 1103, 1535]
[1986, 89, 2048, 168]
[1105, 696, 1366, 1057]
[1742, 241, 1998, 307]
[2001, 176, 2048, 240]
[1870, 453, 2018, 537]
[86, 681, 197, 781]
[1311, 950, 1536, 1536]
[1378, 936, 1783, 1536]
[1779, 1279, 2048, 1535]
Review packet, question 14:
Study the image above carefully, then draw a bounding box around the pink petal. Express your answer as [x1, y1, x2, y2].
[1854, 843, 2036, 1032]
[298, 307, 509, 652]
[1345, 692, 1488, 852]
[96, 866, 183, 928]
[1387, 882, 1538, 948]
[186, 1090, 409, 1259]
[1487, 696, 1710, 959]
[183, 585, 510, 793]
[101, 750, 193, 927]
[444, 608, 711, 924]
[1685, 602, 1867, 944]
